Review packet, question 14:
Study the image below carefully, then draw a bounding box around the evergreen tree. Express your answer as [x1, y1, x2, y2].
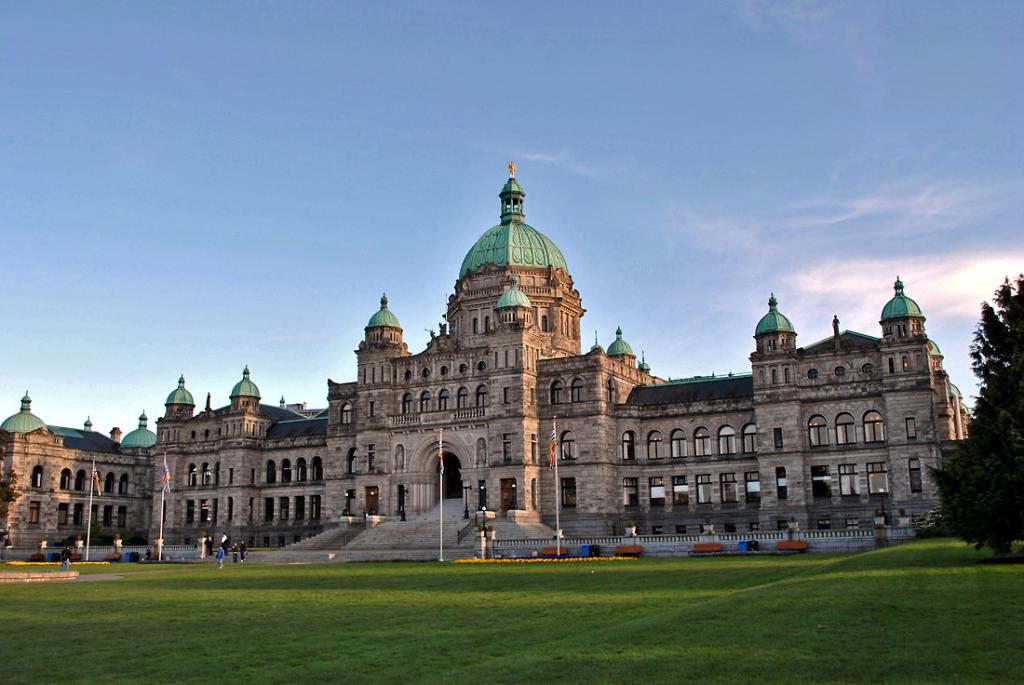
[0, 430, 18, 521]
[933, 274, 1024, 555]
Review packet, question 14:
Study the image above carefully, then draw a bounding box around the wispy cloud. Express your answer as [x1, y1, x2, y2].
[515, 147, 603, 178]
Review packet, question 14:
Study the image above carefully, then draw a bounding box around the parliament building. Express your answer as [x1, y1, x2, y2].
[1, 167, 969, 548]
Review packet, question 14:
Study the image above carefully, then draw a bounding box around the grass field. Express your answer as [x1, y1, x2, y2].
[2, 539, 1021, 684]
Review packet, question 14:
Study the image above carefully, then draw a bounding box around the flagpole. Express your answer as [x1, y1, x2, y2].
[554, 417, 561, 557]
[439, 428, 444, 562]
[158, 454, 167, 562]
[85, 459, 95, 561]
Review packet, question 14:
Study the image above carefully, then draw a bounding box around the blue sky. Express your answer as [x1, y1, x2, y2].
[2, 1, 1022, 432]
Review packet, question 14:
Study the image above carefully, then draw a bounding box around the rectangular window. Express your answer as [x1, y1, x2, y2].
[908, 458, 923, 493]
[530, 434, 537, 464]
[264, 497, 274, 521]
[368, 444, 375, 472]
[697, 474, 713, 504]
[905, 417, 917, 440]
[29, 501, 41, 524]
[839, 464, 859, 496]
[845, 517, 860, 530]
[867, 462, 888, 494]
[816, 518, 832, 530]
[649, 477, 666, 507]
[561, 478, 577, 508]
[310, 495, 322, 520]
[622, 477, 638, 506]
[294, 496, 305, 520]
[369, 401, 375, 417]
[73, 503, 83, 526]
[200, 499, 209, 523]
[720, 473, 737, 503]
[674, 525, 687, 534]
[117, 505, 127, 528]
[57, 503, 69, 525]
[251, 468, 256, 484]
[186, 500, 196, 524]
[775, 467, 788, 500]
[229, 467, 234, 484]
[651, 525, 664, 535]
[503, 387, 510, 404]
[744, 472, 761, 503]
[280, 496, 290, 521]
[227, 496, 234, 522]
[502, 434, 512, 464]
[724, 523, 737, 533]
[212, 498, 218, 523]
[102, 505, 112, 527]
[773, 427, 784, 449]
[811, 465, 832, 498]
[749, 521, 760, 532]
[672, 475, 689, 505]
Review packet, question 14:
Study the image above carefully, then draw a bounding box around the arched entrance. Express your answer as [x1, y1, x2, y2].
[438, 452, 462, 499]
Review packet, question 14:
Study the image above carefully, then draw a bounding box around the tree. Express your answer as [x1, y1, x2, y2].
[932, 274, 1024, 555]
[0, 429, 19, 522]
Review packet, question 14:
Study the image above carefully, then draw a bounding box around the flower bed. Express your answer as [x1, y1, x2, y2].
[4, 561, 111, 566]
[454, 556, 636, 564]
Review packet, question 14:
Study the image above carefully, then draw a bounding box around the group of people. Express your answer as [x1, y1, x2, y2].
[205, 534, 247, 568]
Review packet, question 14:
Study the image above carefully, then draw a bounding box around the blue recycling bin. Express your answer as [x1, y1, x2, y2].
[47, 551, 60, 562]
[581, 544, 592, 558]
[737, 540, 749, 553]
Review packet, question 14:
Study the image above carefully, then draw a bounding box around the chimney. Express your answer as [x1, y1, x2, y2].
[110, 427, 122, 444]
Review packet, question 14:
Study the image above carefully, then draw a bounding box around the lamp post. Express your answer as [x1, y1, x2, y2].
[463, 481, 470, 519]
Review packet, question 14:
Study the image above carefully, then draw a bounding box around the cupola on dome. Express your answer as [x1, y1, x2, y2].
[230, 366, 261, 399]
[881, 276, 924, 321]
[496, 276, 532, 309]
[121, 411, 157, 449]
[755, 294, 796, 336]
[165, 375, 195, 406]
[367, 294, 402, 329]
[1, 392, 47, 434]
[607, 326, 635, 357]
[459, 164, 569, 279]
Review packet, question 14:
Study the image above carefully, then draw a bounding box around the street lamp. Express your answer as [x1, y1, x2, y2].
[463, 481, 470, 519]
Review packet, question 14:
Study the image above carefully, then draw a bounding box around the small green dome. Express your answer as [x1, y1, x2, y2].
[165, 375, 195, 406]
[590, 331, 604, 353]
[496, 276, 532, 309]
[84, 416, 93, 431]
[755, 294, 796, 336]
[949, 383, 962, 399]
[638, 351, 651, 373]
[881, 276, 924, 321]
[230, 366, 261, 399]
[121, 411, 157, 449]
[928, 340, 942, 356]
[1, 392, 47, 434]
[367, 294, 402, 329]
[607, 326, 635, 357]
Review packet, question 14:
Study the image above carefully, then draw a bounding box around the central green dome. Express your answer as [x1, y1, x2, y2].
[881, 276, 924, 321]
[459, 169, 569, 279]
[607, 327, 635, 357]
[1, 392, 47, 434]
[755, 294, 796, 336]
[367, 293, 402, 329]
[121, 411, 157, 449]
[230, 366, 261, 399]
[166, 375, 195, 406]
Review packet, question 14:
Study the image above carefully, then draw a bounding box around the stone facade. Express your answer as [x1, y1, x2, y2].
[1, 170, 969, 548]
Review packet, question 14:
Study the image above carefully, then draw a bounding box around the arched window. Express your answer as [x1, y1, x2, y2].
[296, 458, 308, 481]
[888, 357, 895, 374]
[187, 464, 197, 487]
[759, 369, 766, 384]
[541, 315, 549, 332]
[621, 431, 636, 460]
[864, 411, 885, 443]
[570, 378, 584, 403]
[346, 448, 356, 475]
[476, 437, 487, 467]
[31, 465, 43, 488]
[202, 462, 212, 486]
[457, 387, 469, 409]
[394, 445, 405, 472]
[808, 415, 828, 447]
[718, 426, 736, 455]
[402, 393, 413, 414]
[75, 469, 86, 491]
[901, 355, 910, 371]
[694, 427, 711, 457]
[281, 459, 292, 483]
[311, 456, 323, 481]
[647, 430, 663, 459]
[119, 473, 129, 495]
[560, 430, 576, 460]
[476, 385, 488, 407]
[266, 460, 277, 484]
[835, 413, 856, 445]
[606, 379, 617, 403]
[419, 391, 431, 413]
[438, 389, 450, 410]
[341, 402, 353, 425]
[484, 315, 490, 332]
[214, 462, 220, 485]
[742, 424, 757, 453]
[104, 472, 115, 494]
[60, 468, 72, 490]
[670, 429, 686, 458]
[550, 380, 563, 405]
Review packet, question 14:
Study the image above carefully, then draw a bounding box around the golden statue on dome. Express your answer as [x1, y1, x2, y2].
[508, 160, 516, 178]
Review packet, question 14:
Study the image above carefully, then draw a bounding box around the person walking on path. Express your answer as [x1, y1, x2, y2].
[60, 545, 72, 572]
[204, 536, 213, 559]
[239, 540, 247, 563]
[216, 543, 225, 569]
[231, 543, 238, 563]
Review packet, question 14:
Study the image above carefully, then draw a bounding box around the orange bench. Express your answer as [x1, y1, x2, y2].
[614, 545, 643, 556]
[692, 543, 724, 554]
[541, 547, 572, 557]
[777, 540, 809, 552]
[104, 552, 122, 562]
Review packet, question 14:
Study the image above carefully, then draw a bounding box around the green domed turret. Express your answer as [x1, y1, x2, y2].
[928, 340, 942, 356]
[496, 276, 532, 309]
[230, 366, 261, 399]
[607, 327, 635, 357]
[165, 375, 195, 407]
[638, 351, 651, 374]
[1, 392, 47, 434]
[590, 331, 604, 354]
[84, 416, 93, 431]
[881, 276, 924, 322]
[459, 164, 569, 279]
[367, 294, 402, 329]
[121, 411, 157, 449]
[755, 294, 796, 336]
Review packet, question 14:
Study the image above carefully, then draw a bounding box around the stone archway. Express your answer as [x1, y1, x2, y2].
[438, 453, 462, 499]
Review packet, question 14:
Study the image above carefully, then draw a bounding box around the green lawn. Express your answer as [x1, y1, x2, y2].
[1, 540, 1021, 684]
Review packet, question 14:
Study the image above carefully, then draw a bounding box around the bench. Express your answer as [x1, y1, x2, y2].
[28, 553, 46, 562]
[541, 547, 573, 557]
[692, 543, 723, 554]
[70, 553, 82, 562]
[104, 553, 122, 562]
[614, 545, 643, 557]
[777, 540, 809, 552]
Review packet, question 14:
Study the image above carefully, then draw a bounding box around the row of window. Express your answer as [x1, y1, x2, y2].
[265, 458, 323, 484]
[617, 426, 758, 461]
[32, 466, 131, 495]
[807, 411, 886, 447]
[183, 495, 323, 524]
[26, 501, 128, 528]
[401, 386, 489, 414]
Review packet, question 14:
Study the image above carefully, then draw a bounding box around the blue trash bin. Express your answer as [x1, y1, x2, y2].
[47, 551, 60, 562]
[737, 540, 749, 553]
[581, 544, 592, 558]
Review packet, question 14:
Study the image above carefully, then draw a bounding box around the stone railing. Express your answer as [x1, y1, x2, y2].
[389, 414, 422, 426]
[453, 407, 486, 421]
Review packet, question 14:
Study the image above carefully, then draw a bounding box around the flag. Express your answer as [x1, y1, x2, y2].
[92, 464, 102, 496]
[549, 423, 557, 468]
[438, 429, 444, 475]
[162, 457, 172, 494]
